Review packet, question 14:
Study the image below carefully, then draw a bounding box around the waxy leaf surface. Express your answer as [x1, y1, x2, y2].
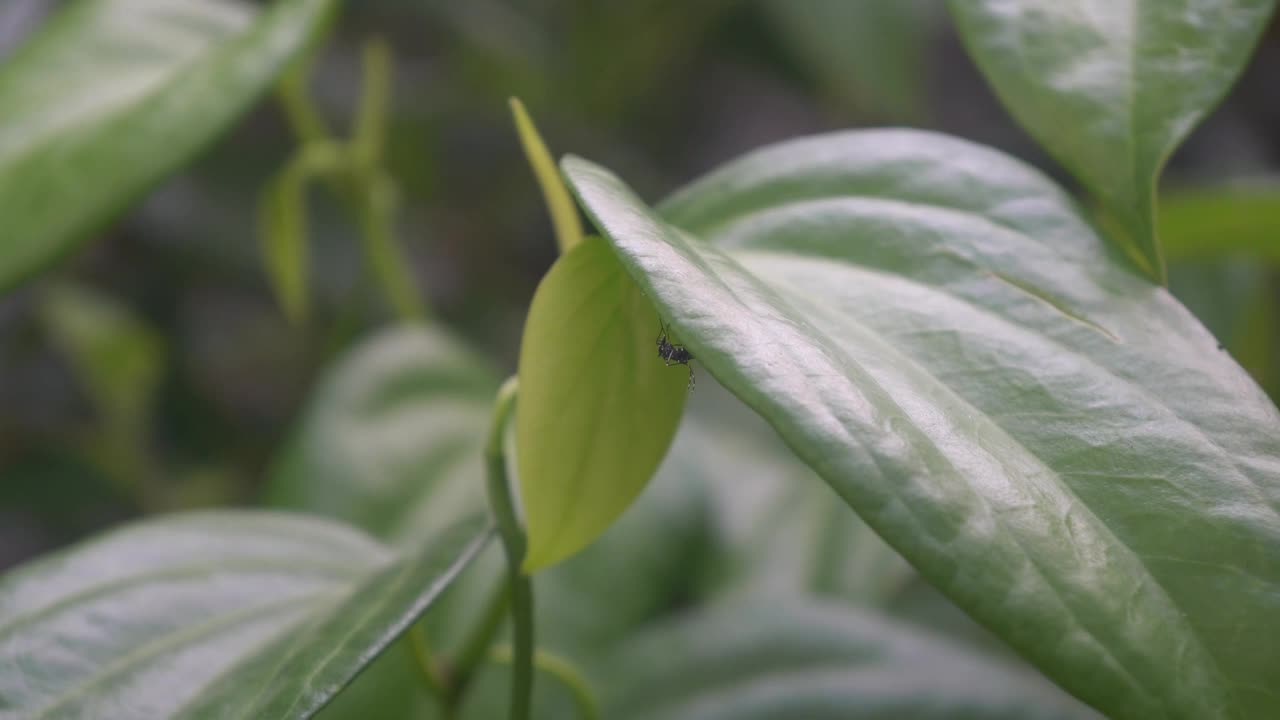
[951, 0, 1275, 281]
[0, 0, 336, 290]
[0, 512, 487, 719]
[563, 130, 1280, 719]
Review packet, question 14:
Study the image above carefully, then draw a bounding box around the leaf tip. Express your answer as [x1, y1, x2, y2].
[510, 96, 584, 255]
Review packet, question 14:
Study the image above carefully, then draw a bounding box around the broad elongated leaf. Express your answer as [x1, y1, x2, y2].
[601, 601, 1098, 719]
[679, 378, 913, 605]
[0, 0, 337, 291]
[267, 325, 497, 547]
[950, 0, 1275, 282]
[265, 325, 503, 669]
[563, 130, 1280, 719]
[0, 511, 487, 719]
[517, 235, 688, 571]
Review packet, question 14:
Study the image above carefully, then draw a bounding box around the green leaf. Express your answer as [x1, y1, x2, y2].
[1169, 259, 1278, 398]
[0, 511, 487, 719]
[601, 600, 1098, 719]
[39, 283, 163, 436]
[511, 97, 584, 254]
[0, 0, 337, 291]
[562, 130, 1280, 719]
[516, 235, 688, 572]
[535, 436, 708, 653]
[1159, 184, 1280, 261]
[680, 379, 914, 606]
[266, 325, 497, 547]
[950, 0, 1276, 283]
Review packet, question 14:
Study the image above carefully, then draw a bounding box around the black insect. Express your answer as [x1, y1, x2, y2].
[656, 321, 695, 390]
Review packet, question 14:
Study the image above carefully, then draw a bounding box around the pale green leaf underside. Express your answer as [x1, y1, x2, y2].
[603, 601, 1099, 719]
[517, 235, 688, 571]
[563, 129, 1280, 719]
[0, 0, 336, 290]
[0, 512, 487, 719]
[950, 0, 1276, 282]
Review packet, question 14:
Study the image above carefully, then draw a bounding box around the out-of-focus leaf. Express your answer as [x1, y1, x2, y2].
[601, 601, 1098, 720]
[0, 511, 487, 719]
[511, 97, 583, 254]
[950, 0, 1276, 282]
[762, 0, 935, 122]
[1159, 185, 1280, 261]
[0, 0, 338, 291]
[1170, 259, 1278, 397]
[516, 235, 687, 572]
[40, 283, 163, 434]
[266, 325, 497, 547]
[564, 129, 1280, 718]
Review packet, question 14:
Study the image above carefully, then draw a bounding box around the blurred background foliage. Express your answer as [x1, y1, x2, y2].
[0, 0, 1277, 578]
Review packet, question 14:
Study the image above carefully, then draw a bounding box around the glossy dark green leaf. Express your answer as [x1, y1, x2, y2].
[601, 601, 1099, 719]
[0, 0, 337, 291]
[679, 379, 913, 605]
[517, 235, 688, 571]
[0, 511, 487, 719]
[950, 0, 1276, 282]
[563, 130, 1280, 719]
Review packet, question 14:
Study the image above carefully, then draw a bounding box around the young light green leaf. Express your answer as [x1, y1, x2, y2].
[563, 130, 1280, 719]
[517, 235, 687, 572]
[511, 97, 584, 255]
[0, 0, 337, 292]
[602, 600, 1098, 720]
[950, 0, 1276, 283]
[0, 512, 487, 720]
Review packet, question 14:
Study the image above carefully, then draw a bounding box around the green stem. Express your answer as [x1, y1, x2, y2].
[446, 575, 510, 704]
[357, 172, 427, 323]
[484, 377, 533, 720]
[490, 645, 600, 720]
[353, 38, 392, 167]
[406, 622, 448, 701]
